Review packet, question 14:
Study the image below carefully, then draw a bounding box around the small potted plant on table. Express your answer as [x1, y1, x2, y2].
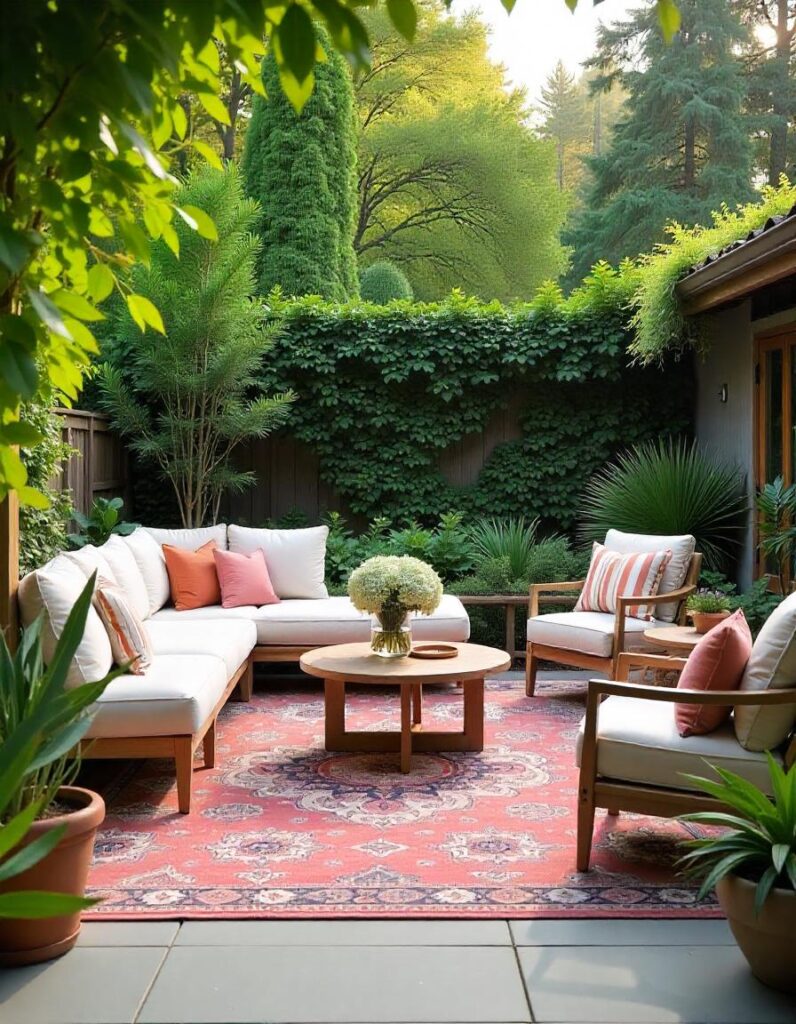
[348, 555, 442, 657]
[686, 589, 732, 634]
[679, 756, 796, 993]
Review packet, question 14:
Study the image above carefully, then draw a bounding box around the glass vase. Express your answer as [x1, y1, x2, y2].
[370, 611, 412, 658]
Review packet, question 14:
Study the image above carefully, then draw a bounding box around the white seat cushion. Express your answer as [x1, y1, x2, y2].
[604, 530, 695, 623]
[253, 594, 470, 646]
[99, 536, 150, 622]
[150, 604, 259, 624]
[85, 654, 228, 738]
[576, 696, 779, 795]
[527, 611, 667, 659]
[123, 528, 170, 615]
[146, 619, 256, 677]
[17, 555, 114, 687]
[144, 524, 228, 551]
[228, 524, 329, 600]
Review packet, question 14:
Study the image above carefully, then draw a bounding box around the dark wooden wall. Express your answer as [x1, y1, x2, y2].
[53, 410, 128, 516]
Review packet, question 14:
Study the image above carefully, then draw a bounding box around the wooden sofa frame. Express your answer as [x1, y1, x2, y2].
[80, 657, 253, 814]
[525, 552, 703, 697]
[577, 651, 796, 871]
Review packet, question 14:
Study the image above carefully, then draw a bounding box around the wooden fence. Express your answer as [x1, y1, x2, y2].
[53, 410, 128, 516]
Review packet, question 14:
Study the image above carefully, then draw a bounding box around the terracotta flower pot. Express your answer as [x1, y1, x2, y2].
[716, 874, 796, 994]
[690, 610, 731, 634]
[0, 786, 105, 966]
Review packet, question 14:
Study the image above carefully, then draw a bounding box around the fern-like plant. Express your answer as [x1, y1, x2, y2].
[579, 438, 748, 569]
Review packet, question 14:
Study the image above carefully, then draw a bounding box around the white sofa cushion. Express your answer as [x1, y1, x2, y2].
[99, 536, 150, 622]
[123, 528, 170, 615]
[150, 604, 258, 623]
[252, 594, 470, 646]
[604, 530, 695, 623]
[228, 524, 329, 600]
[84, 654, 228, 738]
[63, 544, 117, 587]
[17, 555, 113, 687]
[735, 591, 796, 751]
[527, 611, 667, 660]
[576, 696, 779, 795]
[145, 524, 227, 551]
[146, 619, 256, 677]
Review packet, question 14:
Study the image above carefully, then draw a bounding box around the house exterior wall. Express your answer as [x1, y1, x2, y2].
[694, 301, 796, 588]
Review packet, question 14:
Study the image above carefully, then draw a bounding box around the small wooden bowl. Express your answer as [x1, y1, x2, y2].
[409, 643, 458, 660]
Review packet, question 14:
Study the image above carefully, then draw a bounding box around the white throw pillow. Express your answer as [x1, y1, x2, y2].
[144, 524, 227, 551]
[99, 536, 151, 621]
[64, 544, 117, 588]
[604, 530, 696, 623]
[735, 591, 796, 752]
[124, 528, 170, 615]
[17, 555, 113, 687]
[228, 525, 329, 600]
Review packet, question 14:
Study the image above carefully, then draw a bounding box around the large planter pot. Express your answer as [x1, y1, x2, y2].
[0, 786, 105, 966]
[716, 874, 796, 994]
[690, 610, 731, 634]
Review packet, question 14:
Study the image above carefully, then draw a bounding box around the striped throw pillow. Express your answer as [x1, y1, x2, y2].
[94, 582, 153, 675]
[575, 543, 672, 621]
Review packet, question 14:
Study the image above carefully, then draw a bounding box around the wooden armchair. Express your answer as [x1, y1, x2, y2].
[525, 550, 702, 696]
[576, 652, 796, 871]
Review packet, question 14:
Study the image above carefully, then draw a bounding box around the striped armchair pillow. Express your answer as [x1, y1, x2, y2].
[575, 542, 672, 621]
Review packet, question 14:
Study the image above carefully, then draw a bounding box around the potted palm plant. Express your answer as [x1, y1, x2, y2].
[0, 575, 118, 965]
[679, 755, 796, 993]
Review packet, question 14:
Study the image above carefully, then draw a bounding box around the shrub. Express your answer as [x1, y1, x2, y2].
[579, 438, 748, 570]
[19, 398, 73, 575]
[67, 497, 138, 550]
[359, 261, 414, 303]
[469, 516, 539, 580]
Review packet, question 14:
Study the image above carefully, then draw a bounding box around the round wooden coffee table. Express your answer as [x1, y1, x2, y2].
[300, 642, 511, 773]
[643, 624, 701, 653]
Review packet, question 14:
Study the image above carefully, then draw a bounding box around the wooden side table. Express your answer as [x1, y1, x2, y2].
[643, 624, 701, 653]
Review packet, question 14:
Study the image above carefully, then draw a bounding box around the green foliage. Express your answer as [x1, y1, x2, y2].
[565, 0, 754, 284]
[263, 273, 692, 530]
[242, 34, 358, 300]
[359, 261, 414, 303]
[755, 475, 796, 595]
[630, 180, 796, 362]
[686, 589, 733, 613]
[67, 497, 137, 550]
[698, 570, 783, 637]
[680, 755, 796, 913]
[356, 5, 567, 301]
[99, 166, 293, 528]
[469, 517, 539, 580]
[579, 438, 748, 570]
[19, 400, 73, 576]
[0, 576, 119, 918]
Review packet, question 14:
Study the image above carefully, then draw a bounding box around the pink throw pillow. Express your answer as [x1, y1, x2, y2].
[213, 548, 280, 608]
[675, 609, 752, 737]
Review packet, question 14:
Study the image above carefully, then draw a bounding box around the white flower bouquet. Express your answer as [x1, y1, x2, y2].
[348, 555, 443, 657]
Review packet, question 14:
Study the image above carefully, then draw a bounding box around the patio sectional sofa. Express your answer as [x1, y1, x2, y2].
[18, 524, 470, 812]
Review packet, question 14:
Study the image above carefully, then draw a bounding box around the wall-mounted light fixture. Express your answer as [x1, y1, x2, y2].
[719, 383, 729, 403]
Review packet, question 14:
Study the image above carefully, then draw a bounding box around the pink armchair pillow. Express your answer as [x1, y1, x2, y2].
[213, 547, 279, 608]
[675, 609, 752, 737]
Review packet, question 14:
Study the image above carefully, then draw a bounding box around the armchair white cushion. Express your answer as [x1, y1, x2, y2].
[576, 696, 778, 795]
[604, 530, 695, 623]
[527, 611, 667, 659]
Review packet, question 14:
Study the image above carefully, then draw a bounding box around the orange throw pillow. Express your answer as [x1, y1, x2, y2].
[675, 609, 752, 737]
[162, 540, 221, 611]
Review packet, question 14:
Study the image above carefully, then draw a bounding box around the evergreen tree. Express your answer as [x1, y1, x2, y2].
[241, 34, 358, 299]
[100, 166, 293, 527]
[537, 61, 591, 191]
[565, 0, 754, 284]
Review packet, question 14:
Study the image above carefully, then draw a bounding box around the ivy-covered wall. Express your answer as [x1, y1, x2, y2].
[251, 281, 694, 530]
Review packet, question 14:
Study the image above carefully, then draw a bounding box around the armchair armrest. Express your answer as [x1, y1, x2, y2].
[615, 652, 688, 681]
[529, 579, 585, 618]
[613, 584, 697, 656]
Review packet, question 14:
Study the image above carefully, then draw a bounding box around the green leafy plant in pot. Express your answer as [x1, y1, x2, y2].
[67, 496, 138, 549]
[0, 575, 119, 965]
[679, 756, 796, 993]
[686, 589, 732, 634]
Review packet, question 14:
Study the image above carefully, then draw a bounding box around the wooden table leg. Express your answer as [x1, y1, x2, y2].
[400, 684, 412, 773]
[411, 683, 422, 728]
[505, 604, 516, 661]
[463, 677, 485, 751]
[324, 678, 346, 750]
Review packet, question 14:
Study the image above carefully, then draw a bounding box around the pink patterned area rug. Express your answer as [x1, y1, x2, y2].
[84, 677, 720, 920]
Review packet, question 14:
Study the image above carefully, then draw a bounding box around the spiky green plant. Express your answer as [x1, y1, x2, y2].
[469, 516, 539, 580]
[756, 477, 796, 595]
[579, 438, 748, 569]
[679, 756, 796, 915]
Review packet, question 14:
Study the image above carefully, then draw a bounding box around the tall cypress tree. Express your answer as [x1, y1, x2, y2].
[565, 0, 753, 283]
[241, 36, 358, 299]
